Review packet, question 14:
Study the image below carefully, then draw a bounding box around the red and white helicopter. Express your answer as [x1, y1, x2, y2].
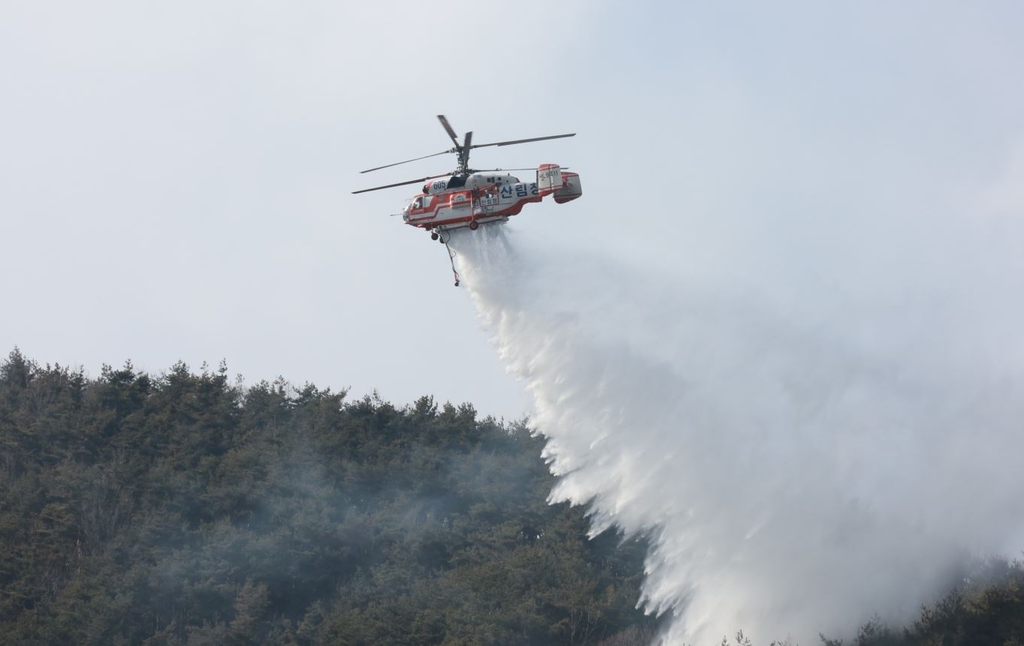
[353, 115, 582, 243]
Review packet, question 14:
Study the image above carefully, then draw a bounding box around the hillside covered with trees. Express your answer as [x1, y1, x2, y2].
[0, 349, 658, 645]
[3, 348, 1023, 646]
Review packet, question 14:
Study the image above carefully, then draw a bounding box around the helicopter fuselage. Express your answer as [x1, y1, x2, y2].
[403, 164, 581, 232]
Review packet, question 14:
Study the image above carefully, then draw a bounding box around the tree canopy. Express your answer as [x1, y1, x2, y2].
[0, 349, 657, 645]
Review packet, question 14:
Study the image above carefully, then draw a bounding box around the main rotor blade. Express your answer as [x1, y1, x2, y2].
[437, 115, 461, 149]
[470, 132, 576, 149]
[352, 173, 449, 195]
[360, 149, 451, 174]
[460, 131, 473, 169]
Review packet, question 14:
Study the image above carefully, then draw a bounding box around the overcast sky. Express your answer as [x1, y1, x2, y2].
[3, 1, 1023, 423]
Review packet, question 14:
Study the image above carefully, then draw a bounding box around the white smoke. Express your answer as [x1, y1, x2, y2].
[449, 224, 1024, 645]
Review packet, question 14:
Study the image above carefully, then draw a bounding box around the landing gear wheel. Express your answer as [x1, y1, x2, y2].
[430, 232, 439, 241]
[469, 220, 479, 230]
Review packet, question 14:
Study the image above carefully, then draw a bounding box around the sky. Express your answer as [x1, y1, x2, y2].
[4, 2, 1024, 641]
[3, 2, 1023, 420]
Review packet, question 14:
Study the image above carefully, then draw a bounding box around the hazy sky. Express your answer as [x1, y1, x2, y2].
[2, 2, 1023, 415]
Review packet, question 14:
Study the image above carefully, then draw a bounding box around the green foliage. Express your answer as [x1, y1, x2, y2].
[0, 350, 656, 645]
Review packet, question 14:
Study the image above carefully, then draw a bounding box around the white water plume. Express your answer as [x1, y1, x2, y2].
[449, 224, 1024, 645]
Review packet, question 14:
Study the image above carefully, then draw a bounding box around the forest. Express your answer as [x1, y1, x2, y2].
[1, 348, 1022, 646]
[0, 348, 658, 645]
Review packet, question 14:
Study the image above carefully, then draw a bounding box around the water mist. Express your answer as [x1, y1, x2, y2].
[449, 225, 1024, 645]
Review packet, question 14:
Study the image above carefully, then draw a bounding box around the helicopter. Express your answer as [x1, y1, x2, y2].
[353, 115, 582, 243]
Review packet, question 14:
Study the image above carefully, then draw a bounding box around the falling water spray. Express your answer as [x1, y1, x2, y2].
[449, 225, 1024, 645]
